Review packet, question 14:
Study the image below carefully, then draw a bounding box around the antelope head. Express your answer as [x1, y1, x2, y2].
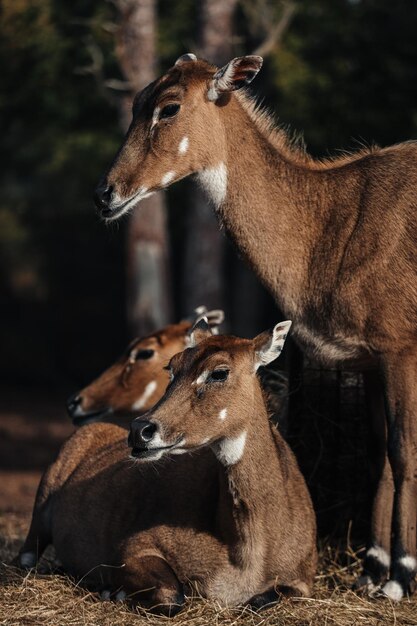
[67, 307, 224, 426]
[94, 54, 263, 220]
[128, 318, 291, 463]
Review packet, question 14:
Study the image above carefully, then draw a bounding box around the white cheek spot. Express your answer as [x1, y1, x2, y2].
[214, 431, 247, 466]
[218, 408, 227, 420]
[19, 552, 37, 568]
[399, 555, 417, 571]
[194, 370, 209, 385]
[178, 136, 189, 155]
[131, 380, 157, 410]
[366, 546, 390, 569]
[161, 171, 175, 186]
[197, 162, 227, 208]
[382, 580, 403, 601]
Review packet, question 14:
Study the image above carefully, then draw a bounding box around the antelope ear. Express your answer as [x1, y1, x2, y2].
[253, 321, 292, 371]
[175, 53, 197, 66]
[188, 317, 213, 347]
[208, 55, 263, 102]
[193, 305, 224, 335]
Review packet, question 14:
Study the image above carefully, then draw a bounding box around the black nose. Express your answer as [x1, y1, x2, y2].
[94, 182, 114, 213]
[66, 393, 82, 417]
[129, 419, 158, 448]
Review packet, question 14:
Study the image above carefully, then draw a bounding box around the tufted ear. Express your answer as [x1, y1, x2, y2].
[188, 317, 212, 347]
[175, 53, 197, 66]
[192, 305, 224, 335]
[208, 55, 263, 102]
[253, 321, 292, 371]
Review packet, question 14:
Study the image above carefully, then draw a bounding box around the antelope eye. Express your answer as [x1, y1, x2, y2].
[160, 103, 180, 119]
[208, 369, 229, 383]
[134, 349, 155, 361]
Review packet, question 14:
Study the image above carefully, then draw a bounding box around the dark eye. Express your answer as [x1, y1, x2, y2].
[208, 369, 229, 383]
[135, 349, 155, 361]
[160, 103, 180, 119]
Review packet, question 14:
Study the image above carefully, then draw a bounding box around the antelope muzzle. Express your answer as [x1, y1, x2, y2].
[128, 419, 182, 461]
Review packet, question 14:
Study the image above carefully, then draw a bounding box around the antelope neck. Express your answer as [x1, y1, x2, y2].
[215, 393, 283, 567]
[210, 95, 343, 321]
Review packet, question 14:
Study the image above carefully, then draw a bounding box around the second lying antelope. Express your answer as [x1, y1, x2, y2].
[19, 320, 317, 614]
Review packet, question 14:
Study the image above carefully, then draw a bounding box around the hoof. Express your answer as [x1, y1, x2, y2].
[353, 575, 381, 597]
[100, 589, 112, 601]
[380, 580, 404, 601]
[19, 551, 37, 569]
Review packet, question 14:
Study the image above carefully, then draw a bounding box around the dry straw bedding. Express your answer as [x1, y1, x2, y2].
[1, 515, 417, 626]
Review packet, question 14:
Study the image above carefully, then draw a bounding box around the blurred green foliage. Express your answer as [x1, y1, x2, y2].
[1, 0, 417, 386]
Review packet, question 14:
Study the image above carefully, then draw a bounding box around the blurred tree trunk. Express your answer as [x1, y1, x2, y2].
[115, 0, 172, 335]
[182, 0, 238, 318]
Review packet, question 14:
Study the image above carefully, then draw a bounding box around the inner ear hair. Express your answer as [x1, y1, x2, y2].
[254, 320, 292, 370]
[189, 317, 213, 347]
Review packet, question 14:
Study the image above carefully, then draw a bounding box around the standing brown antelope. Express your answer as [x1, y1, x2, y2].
[94, 53, 417, 600]
[66, 307, 224, 428]
[18, 319, 317, 614]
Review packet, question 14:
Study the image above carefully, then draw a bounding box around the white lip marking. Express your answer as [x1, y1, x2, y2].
[218, 408, 227, 420]
[178, 136, 189, 154]
[382, 580, 403, 601]
[366, 545, 391, 568]
[214, 431, 247, 466]
[197, 162, 227, 207]
[105, 187, 153, 222]
[161, 171, 175, 186]
[132, 380, 157, 410]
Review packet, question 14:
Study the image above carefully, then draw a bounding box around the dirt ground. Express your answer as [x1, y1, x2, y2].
[1, 387, 417, 625]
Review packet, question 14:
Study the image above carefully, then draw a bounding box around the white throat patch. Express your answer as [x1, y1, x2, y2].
[214, 431, 247, 466]
[132, 380, 157, 410]
[197, 162, 227, 208]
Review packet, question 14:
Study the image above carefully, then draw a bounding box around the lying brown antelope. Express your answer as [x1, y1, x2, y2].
[18, 319, 317, 614]
[67, 306, 224, 428]
[94, 53, 417, 600]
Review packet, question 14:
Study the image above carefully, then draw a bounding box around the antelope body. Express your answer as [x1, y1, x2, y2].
[95, 54, 417, 600]
[19, 321, 316, 613]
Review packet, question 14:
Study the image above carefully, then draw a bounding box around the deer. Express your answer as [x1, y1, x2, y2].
[66, 306, 224, 428]
[18, 319, 317, 614]
[93, 53, 417, 600]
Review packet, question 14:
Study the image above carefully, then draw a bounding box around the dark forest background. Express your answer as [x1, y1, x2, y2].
[1, 0, 417, 394]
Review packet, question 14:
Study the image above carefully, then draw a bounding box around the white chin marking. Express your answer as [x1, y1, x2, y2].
[161, 171, 175, 186]
[178, 136, 189, 155]
[382, 580, 403, 601]
[367, 545, 391, 568]
[399, 555, 417, 571]
[197, 162, 227, 208]
[218, 408, 227, 420]
[132, 380, 157, 410]
[214, 431, 247, 466]
[20, 551, 37, 568]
